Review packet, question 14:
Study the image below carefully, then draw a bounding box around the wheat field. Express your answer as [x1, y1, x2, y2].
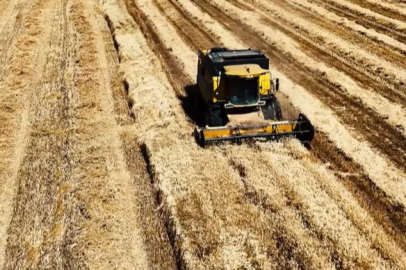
[0, 0, 406, 269]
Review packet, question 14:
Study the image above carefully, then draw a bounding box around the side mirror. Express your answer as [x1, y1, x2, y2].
[275, 78, 279, 91]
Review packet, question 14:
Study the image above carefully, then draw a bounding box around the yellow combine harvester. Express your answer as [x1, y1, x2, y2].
[194, 47, 315, 147]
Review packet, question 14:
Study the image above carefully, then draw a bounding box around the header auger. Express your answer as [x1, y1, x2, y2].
[194, 47, 315, 147]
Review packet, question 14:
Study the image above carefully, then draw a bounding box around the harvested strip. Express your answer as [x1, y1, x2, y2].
[186, 0, 406, 245]
[0, 0, 53, 267]
[237, 0, 406, 134]
[194, 0, 406, 209]
[153, 0, 220, 52]
[343, 0, 406, 21]
[311, 133, 406, 251]
[289, 0, 406, 55]
[60, 0, 159, 268]
[278, 0, 406, 67]
[119, 133, 177, 270]
[128, 2, 332, 268]
[259, 141, 403, 269]
[175, 0, 245, 48]
[311, 0, 406, 44]
[163, 0, 406, 238]
[3, 0, 74, 267]
[103, 0, 177, 268]
[124, 0, 194, 92]
[109, 0, 303, 268]
[251, 0, 406, 95]
[327, 0, 406, 29]
[224, 145, 337, 270]
[282, 140, 406, 267]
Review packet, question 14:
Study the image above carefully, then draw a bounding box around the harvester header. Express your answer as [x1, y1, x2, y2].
[195, 114, 314, 147]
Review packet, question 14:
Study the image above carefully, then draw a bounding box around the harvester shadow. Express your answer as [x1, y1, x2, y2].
[178, 84, 205, 128]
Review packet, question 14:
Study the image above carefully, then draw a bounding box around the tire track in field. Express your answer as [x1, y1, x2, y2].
[225, 0, 255, 11]
[249, 0, 406, 104]
[124, 0, 189, 96]
[60, 0, 175, 268]
[123, 0, 334, 268]
[310, 0, 406, 45]
[311, 132, 406, 252]
[0, 0, 36, 84]
[102, 2, 178, 268]
[193, 0, 406, 251]
[152, 0, 219, 52]
[196, 0, 406, 174]
[344, 0, 406, 21]
[0, 0, 53, 267]
[0, 0, 22, 35]
[3, 0, 72, 267]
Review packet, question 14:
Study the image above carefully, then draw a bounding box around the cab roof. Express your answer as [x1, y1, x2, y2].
[200, 48, 270, 75]
[208, 49, 266, 62]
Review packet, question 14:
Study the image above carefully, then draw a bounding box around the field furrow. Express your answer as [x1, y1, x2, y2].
[1, 0, 177, 268]
[118, 0, 406, 268]
[153, 0, 220, 52]
[102, 2, 177, 268]
[264, 0, 406, 73]
[192, 0, 406, 207]
[1, 0, 406, 268]
[238, 0, 406, 139]
[108, 0, 288, 268]
[310, 134, 406, 251]
[0, 0, 54, 266]
[0, 0, 33, 60]
[3, 0, 74, 267]
[342, 0, 406, 21]
[248, 0, 406, 106]
[162, 0, 406, 253]
[310, 0, 406, 44]
[117, 0, 354, 268]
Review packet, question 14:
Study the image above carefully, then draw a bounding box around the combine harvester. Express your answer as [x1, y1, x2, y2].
[194, 48, 315, 147]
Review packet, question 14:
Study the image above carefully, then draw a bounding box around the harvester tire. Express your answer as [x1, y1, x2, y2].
[263, 97, 283, 121]
[205, 104, 226, 127]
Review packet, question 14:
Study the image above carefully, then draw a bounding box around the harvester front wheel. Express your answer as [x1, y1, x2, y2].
[205, 104, 227, 127]
[263, 97, 283, 121]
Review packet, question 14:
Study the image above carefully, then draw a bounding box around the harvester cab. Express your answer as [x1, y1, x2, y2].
[194, 47, 314, 147]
